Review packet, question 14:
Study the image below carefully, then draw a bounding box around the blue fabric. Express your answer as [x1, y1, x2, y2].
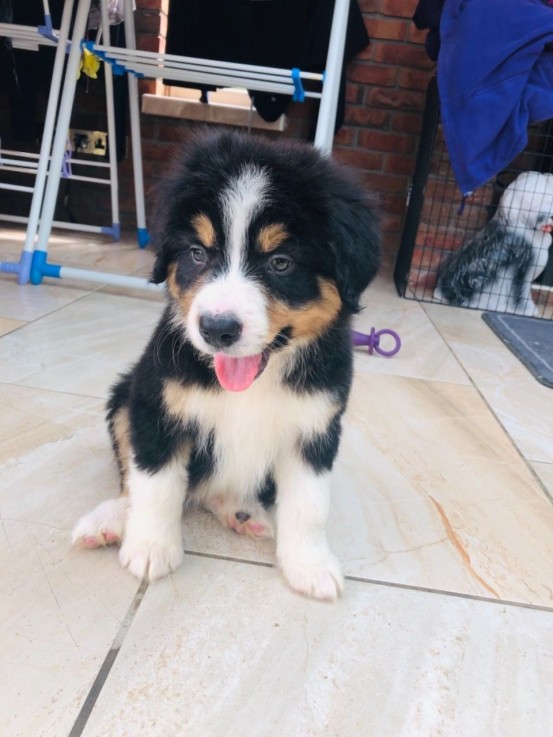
[438, 0, 553, 194]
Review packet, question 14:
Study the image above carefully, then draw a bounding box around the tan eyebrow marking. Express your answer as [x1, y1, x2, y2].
[257, 223, 289, 253]
[191, 213, 216, 248]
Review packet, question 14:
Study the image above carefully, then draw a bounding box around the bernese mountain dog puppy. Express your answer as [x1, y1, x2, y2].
[72, 130, 379, 601]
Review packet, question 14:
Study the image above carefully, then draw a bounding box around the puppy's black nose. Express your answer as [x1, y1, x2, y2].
[199, 313, 242, 348]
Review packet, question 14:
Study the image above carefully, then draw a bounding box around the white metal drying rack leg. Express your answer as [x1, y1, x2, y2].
[0, 0, 140, 284]
[6, 0, 351, 292]
[24, 0, 150, 288]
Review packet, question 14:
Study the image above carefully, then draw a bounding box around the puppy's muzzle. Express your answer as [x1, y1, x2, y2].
[199, 313, 243, 349]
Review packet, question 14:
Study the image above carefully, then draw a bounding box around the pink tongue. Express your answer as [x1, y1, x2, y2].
[214, 353, 262, 392]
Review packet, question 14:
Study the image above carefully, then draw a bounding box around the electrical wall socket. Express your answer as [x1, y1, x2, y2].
[68, 129, 108, 156]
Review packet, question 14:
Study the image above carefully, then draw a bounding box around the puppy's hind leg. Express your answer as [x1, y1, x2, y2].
[72, 496, 129, 548]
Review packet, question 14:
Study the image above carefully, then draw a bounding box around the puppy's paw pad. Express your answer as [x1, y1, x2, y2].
[72, 498, 127, 548]
[280, 551, 344, 601]
[82, 535, 104, 549]
[119, 538, 184, 582]
[103, 530, 121, 544]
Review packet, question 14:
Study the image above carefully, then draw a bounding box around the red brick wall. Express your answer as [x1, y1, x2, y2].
[336, 0, 434, 252]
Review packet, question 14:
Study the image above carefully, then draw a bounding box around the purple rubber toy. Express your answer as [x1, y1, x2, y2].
[351, 328, 401, 357]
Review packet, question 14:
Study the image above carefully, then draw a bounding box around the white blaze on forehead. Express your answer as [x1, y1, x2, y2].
[220, 164, 270, 270]
[185, 164, 271, 356]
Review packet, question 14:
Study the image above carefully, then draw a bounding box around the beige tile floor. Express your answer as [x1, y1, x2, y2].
[1, 228, 553, 737]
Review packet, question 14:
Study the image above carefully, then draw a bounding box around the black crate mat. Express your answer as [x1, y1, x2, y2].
[482, 312, 553, 388]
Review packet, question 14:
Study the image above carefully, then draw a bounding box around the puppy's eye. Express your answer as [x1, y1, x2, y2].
[190, 246, 208, 264]
[268, 255, 293, 274]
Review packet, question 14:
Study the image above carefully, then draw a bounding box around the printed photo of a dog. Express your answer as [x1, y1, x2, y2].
[73, 130, 380, 600]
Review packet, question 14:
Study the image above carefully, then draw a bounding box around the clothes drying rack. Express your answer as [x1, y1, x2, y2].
[1, 0, 351, 292]
[0, 0, 140, 286]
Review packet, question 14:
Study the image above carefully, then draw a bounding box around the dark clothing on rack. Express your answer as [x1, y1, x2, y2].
[0, 0, 18, 98]
[164, 0, 369, 132]
[0, 0, 64, 141]
[412, 0, 444, 61]
[0, 0, 127, 159]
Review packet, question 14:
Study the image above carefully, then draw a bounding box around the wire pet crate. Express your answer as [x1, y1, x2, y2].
[394, 77, 553, 320]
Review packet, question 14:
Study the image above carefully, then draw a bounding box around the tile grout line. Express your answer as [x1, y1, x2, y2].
[344, 574, 553, 613]
[59, 545, 552, 735]
[0, 270, 152, 333]
[0, 284, 98, 328]
[66, 579, 149, 737]
[0, 377, 109, 403]
[185, 549, 553, 614]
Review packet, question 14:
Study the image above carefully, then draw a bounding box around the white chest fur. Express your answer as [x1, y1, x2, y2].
[163, 364, 337, 502]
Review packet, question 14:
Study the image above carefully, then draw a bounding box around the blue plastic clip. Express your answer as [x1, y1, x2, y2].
[291, 68, 305, 102]
[38, 14, 71, 52]
[82, 40, 141, 77]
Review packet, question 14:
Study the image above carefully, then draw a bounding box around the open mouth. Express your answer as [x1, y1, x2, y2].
[213, 350, 269, 392]
[212, 330, 290, 392]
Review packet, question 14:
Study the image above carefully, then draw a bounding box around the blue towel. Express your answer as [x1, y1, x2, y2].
[438, 0, 553, 194]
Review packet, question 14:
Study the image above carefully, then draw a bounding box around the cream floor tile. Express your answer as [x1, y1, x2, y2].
[354, 274, 469, 385]
[335, 374, 553, 604]
[45, 230, 154, 274]
[1, 228, 156, 301]
[532, 462, 553, 497]
[0, 385, 140, 737]
[0, 316, 25, 336]
[77, 556, 553, 737]
[0, 227, 26, 269]
[0, 276, 94, 322]
[424, 303, 553, 463]
[0, 383, 102, 463]
[0, 226, 152, 275]
[0, 291, 164, 398]
[179, 373, 553, 607]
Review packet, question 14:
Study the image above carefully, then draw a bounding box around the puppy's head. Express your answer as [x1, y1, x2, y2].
[152, 130, 379, 391]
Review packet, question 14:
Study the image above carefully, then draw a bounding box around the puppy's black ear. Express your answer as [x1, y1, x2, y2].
[328, 184, 380, 313]
[151, 248, 171, 284]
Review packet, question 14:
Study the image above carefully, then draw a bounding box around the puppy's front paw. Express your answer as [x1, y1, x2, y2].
[278, 545, 344, 601]
[119, 532, 184, 582]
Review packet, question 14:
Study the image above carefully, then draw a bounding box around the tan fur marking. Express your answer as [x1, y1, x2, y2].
[192, 212, 216, 248]
[166, 263, 180, 302]
[166, 262, 206, 318]
[111, 406, 132, 496]
[257, 223, 289, 253]
[163, 379, 188, 421]
[268, 278, 342, 340]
